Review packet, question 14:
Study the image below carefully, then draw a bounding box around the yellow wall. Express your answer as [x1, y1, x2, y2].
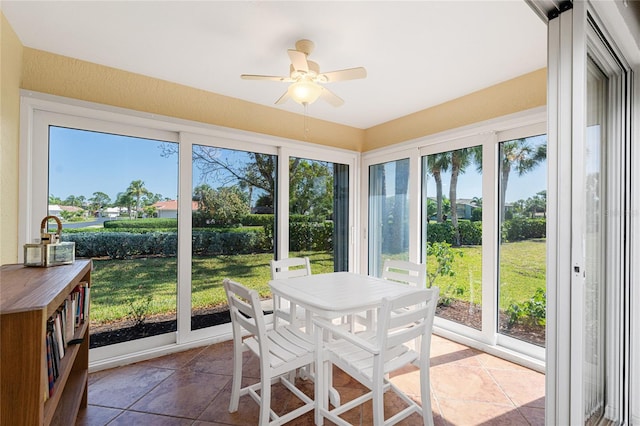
[1, 13, 547, 264]
[21, 48, 365, 152]
[1, 13, 23, 264]
[364, 68, 547, 151]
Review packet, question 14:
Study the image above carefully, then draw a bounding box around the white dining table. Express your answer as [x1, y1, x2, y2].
[268, 271, 422, 321]
[269, 271, 424, 408]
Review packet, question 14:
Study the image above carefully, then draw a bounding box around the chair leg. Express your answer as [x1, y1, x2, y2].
[229, 340, 243, 412]
[420, 364, 434, 426]
[372, 380, 385, 426]
[259, 371, 271, 426]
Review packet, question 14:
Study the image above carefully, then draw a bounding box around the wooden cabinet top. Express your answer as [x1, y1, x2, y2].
[0, 259, 92, 316]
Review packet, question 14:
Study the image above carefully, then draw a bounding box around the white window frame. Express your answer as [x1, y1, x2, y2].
[20, 91, 359, 369]
[361, 107, 547, 370]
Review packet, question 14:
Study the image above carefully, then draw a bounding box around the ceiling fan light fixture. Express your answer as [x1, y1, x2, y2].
[288, 80, 323, 105]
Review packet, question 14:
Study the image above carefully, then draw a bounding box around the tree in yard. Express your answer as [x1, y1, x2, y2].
[63, 194, 83, 207]
[499, 139, 546, 221]
[193, 184, 249, 226]
[49, 194, 63, 204]
[89, 191, 111, 216]
[525, 190, 547, 218]
[426, 153, 450, 223]
[289, 160, 333, 219]
[164, 145, 335, 219]
[114, 192, 135, 219]
[126, 180, 152, 219]
[163, 145, 276, 209]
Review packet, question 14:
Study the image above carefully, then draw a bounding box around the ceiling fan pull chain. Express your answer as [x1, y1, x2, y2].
[304, 103, 310, 141]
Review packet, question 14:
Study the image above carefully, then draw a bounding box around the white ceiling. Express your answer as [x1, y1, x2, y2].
[2, 1, 547, 129]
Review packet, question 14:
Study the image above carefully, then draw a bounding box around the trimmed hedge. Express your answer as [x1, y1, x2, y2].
[502, 218, 546, 242]
[425, 221, 483, 246]
[104, 218, 178, 229]
[63, 229, 271, 260]
[288, 222, 333, 251]
[64, 217, 543, 258]
[425, 218, 545, 246]
[62, 221, 334, 259]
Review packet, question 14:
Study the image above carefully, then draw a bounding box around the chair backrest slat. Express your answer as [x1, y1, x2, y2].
[271, 257, 311, 280]
[381, 260, 426, 288]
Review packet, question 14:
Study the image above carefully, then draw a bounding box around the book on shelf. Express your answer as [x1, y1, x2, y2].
[53, 314, 65, 358]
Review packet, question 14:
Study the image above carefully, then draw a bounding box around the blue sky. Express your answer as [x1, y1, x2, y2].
[49, 127, 179, 202]
[49, 126, 546, 205]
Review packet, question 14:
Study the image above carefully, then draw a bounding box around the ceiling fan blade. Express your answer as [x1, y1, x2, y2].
[241, 74, 292, 82]
[319, 67, 367, 82]
[275, 91, 290, 105]
[320, 87, 344, 107]
[287, 49, 309, 73]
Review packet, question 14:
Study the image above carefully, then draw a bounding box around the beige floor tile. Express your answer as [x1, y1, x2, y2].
[431, 363, 513, 405]
[75, 405, 122, 426]
[130, 369, 229, 419]
[87, 364, 175, 409]
[106, 410, 194, 425]
[438, 398, 530, 425]
[487, 368, 545, 408]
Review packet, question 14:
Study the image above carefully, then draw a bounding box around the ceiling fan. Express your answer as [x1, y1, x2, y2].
[241, 39, 367, 107]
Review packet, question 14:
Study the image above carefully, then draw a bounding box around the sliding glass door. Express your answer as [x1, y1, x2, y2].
[545, 2, 634, 422]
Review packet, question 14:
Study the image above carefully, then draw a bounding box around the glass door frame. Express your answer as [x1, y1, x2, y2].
[545, 1, 636, 423]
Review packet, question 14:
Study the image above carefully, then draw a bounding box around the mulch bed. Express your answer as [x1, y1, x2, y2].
[90, 300, 545, 349]
[436, 299, 546, 346]
[89, 306, 231, 348]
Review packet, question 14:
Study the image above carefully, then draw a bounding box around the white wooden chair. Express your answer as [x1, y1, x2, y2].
[354, 260, 427, 329]
[223, 278, 315, 426]
[270, 257, 311, 327]
[313, 286, 439, 426]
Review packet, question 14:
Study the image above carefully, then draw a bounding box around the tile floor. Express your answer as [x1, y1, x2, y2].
[77, 335, 545, 425]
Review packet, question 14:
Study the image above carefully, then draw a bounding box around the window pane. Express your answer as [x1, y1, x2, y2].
[369, 158, 410, 277]
[190, 145, 276, 330]
[49, 126, 178, 348]
[497, 135, 547, 346]
[422, 147, 482, 330]
[288, 157, 348, 273]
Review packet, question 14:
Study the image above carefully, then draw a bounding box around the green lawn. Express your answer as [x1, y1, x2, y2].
[90, 240, 546, 325]
[426, 239, 546, 309]
[90, 251, 334, 324]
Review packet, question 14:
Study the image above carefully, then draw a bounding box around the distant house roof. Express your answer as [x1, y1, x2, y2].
[152, 200, 198, 211]
[48, 204, 83, 212]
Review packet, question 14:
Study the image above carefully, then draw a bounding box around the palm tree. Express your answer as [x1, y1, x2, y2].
[426, 153, 450, 223]
[500, 139, 547, 221]
[126, 180, 151, 219]
[449, 148, 476, 245]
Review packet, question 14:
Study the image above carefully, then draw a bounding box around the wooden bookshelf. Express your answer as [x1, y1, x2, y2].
[1, 259, 91, 426]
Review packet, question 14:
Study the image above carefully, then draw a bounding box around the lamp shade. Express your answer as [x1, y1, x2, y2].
[288, 80, 323, 105]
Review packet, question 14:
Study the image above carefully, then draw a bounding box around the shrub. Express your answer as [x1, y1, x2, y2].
[425, 221, 482, 246]
[63, 229, 271, 259]
[104, 218, 177, 229]
[239, 214, 274, 227]
[502, 218, 546, 242]
[288, 222, 333, 251]
[506, 288, 546, 327]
